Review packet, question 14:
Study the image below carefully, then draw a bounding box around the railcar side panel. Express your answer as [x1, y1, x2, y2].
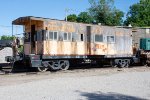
[10, 16, 134, 71]
[43, 20, 133, 57]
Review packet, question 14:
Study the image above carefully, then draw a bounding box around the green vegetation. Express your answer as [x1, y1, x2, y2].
[66, 14, 77, 22]
[67, 12, 93, 24]
[18, 45, 23, 53]
[77, 12, 93, 24]
[66, 0, 150, 27]
[66, 0, 124, 26]
[88, 0, 124, 26]
[124, 0, 150, 27]
[0, 35, 15, 40]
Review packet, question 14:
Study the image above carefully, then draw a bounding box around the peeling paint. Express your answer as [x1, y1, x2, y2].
[13, 17, 133, 57]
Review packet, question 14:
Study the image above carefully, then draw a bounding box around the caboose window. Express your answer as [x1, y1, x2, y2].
[48, 31, 58, 40]
[95, 34, 103, 42]
[64, 33, 68, 40]
[68, 33, 72, 41]
[72, 33, 78, 42]
[49, 32, 53, 40]
[37, 31, 43, 41]
[63, 33, 72, 41]
[80, 34, 84, 41]
[107, 36, 115, 43]
[54, 32, 57, 40]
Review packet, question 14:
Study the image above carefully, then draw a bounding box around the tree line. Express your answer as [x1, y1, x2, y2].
[1, 0, 149, 40]
[66, 0, 150, 27]
[0, 35, 15, 40]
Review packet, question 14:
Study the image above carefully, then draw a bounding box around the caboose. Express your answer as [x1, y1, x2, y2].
[10, 16, 133, 72]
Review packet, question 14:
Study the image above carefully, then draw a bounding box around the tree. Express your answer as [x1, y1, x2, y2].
[77, 12, 93, 24]
[1, 35, 15, 40]
[124, 0, 150, 27]
[66, 14, 77, 22]
[110, 9, 124, 26]
[88, 0, 124, 26]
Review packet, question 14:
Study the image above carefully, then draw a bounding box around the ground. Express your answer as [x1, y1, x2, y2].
[0, 66, 150, 100]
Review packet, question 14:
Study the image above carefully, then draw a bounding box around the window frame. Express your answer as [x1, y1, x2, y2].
[94, 34, 103, 43]
[63, 32, 72, 41]
[36, 30, 43, 41]
[53, 31, 58, 40]
[63, 32, 68, 41]
[68, 32, 72, 41]
[107, 35, 115, 43]
[80, 34, 84, 42]
[72, 33, 78, 42]
[48, 31, 58, 41]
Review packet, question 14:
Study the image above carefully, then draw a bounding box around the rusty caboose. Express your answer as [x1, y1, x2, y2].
[11, 16, 133, 71]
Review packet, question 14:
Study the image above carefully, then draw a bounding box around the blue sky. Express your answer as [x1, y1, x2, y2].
[0, 0, 139, 36]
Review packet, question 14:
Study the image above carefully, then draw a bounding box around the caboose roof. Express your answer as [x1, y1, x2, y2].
[12, 16, 115, 28]
[12, 16, 134, 31]
[12, 16, 64, 25]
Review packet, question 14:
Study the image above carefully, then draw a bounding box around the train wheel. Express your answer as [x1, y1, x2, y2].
[37, 67, 48, 72]
[110, 60, 117, 68]
[60, 60, 70, 71]
[118, 59, 130, 68]
[48, 61, 61, 71]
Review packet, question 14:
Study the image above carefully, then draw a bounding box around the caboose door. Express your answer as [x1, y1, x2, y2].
[86, 26, 91, 55]
[31, 25, 36, 54]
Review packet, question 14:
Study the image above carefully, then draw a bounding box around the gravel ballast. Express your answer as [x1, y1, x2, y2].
[0, 71, 150, 100]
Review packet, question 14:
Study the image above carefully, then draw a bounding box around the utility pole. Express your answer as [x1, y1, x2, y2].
[12, 24, 13, 36]
[15, 26, 18, 36]
[65, 8, 69, 21]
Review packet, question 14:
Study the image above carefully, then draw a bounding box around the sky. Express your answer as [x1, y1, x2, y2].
[0, 0, 139, 36]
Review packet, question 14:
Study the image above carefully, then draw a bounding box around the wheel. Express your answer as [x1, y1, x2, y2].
[60, 60, 70, 71]
[37, 67, 48, 72]
[118, 60, 126, 68]
[48, 61, 61, 70]
[118, 59, 130, 68]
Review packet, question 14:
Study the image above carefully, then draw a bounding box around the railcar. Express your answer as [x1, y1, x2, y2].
[8, 16, 134, 72]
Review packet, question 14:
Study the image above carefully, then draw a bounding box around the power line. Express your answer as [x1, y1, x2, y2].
[0, 25, 11, 28]
[0, 25, 22, 28]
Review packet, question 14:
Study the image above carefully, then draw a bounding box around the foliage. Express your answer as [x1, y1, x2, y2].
[66, 12, 93, 24]
[66, 0, 124, 25]
[66, 14, 77, 22]
[88, 0, 124, 26]
[0, 35, 15, 40]
[124, 0, 150, 27]
[18, 45, 23, 53]
[77, 12, 93, 24]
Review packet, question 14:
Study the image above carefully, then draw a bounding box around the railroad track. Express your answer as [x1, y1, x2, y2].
[0, 63, 149, 76]
[0, 64, 112, 75]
